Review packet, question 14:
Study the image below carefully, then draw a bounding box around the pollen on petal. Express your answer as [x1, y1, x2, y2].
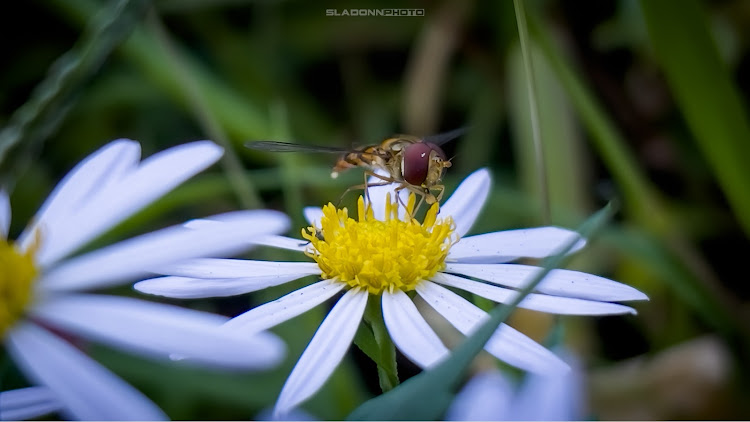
[302, 195, 456, 295]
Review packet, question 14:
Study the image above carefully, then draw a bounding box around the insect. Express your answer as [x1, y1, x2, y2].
[245, 128, 464, 212]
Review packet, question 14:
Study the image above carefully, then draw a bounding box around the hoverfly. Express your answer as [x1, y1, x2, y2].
[245, 128, 464, 212]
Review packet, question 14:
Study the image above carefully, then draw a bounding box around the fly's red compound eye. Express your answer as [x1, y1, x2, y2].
[402, 142, 447, 185]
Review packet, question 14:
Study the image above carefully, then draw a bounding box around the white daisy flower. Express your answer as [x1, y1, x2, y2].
[136, 168, 647, 417]
[446, 348, 585, 421]
[0, 139, 290, 420]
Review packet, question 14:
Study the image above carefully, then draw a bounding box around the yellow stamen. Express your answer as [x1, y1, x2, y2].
[301, 194, 456, 295]
[0, 235, 38, 338]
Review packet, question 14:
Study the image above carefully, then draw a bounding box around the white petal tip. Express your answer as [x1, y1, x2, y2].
[190, 140, 224, 156]
[303, 207, 324, 227]
[133, 280, 159, 295]
[473, 167, 491, 181]
[543, 359, 571, 376]
[610, 287, 648, 303]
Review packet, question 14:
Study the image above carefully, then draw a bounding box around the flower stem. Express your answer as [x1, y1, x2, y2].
[353, 295, 399, 392]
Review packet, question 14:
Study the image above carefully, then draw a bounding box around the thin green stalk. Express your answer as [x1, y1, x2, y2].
[513, 0, 550, 225]
[146, 11, 260, 209]
[354, 295, 399, 393]
[367, 296, 399, 392]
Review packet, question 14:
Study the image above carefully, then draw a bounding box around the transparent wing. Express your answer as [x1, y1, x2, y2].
[245, 141, 348, 154]
[423, 127, 468, 146]
[385, 127, 467, 148]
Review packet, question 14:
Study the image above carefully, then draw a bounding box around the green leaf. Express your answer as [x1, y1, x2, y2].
[347, 202, 618, 420]
[639, 0, 750, 237]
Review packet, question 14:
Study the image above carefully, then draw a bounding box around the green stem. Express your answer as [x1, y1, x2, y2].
[353, 294, 399, 392]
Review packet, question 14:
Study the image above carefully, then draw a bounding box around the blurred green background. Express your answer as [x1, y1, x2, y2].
[2, 0, 750, 419]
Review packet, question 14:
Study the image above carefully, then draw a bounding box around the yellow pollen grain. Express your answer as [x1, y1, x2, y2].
[301, 194, 456, 295]
[0, 236, 38, 338]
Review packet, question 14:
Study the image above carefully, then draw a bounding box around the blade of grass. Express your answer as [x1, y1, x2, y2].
[513, 0, 550, 225]
[48, 0, 272, 142]
[145, 11, 260, 209]
[507, 45, 590, 226]
[347, 202, 618, 421]
[640, 0, 750, 238]
[528, 17, 664, 229]
[529, 11, 750, 349]
[0, 0, 149, 187]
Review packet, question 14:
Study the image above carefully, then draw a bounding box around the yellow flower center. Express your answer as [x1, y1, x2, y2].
[302, 194, 456, 295]
[0, 236, 38, 338]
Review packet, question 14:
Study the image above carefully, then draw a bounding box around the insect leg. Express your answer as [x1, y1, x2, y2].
[433, 185, 446, 203]
[393, 185, 415, 220]
[335, 173, 393, 208]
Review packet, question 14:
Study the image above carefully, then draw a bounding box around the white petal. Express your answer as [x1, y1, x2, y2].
[17, 140, 141, 254]
[303, 207, 324, 227]
[445, 263, 648, 302]
[36, 141, 223, 267]
[223, 279, 344, 333]
[137, 260, 319, 298]
[155, 258, 320, 279]
[437, 168, 491, 237]
[416, 281, 568, 374]
[5, 322, 167, 420]
[0, 386, 61, 421]
[134, 273, 310, 299]
[432, 272, 636, 315]
[448, 227, 586, 263]
[30, 294, 285, 370]
[38, 210, 289, 292]
[183, 219, 303, 252]
[253, 234, 309, 252]
[381, 289, 450, 368]
[510, 348, 586, 421]
[184, 209, 279, 225]
[0, 189, 11, 239]
[445, 370, 513, 421]
[274, 289, 367, 417]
